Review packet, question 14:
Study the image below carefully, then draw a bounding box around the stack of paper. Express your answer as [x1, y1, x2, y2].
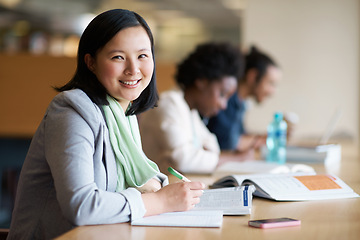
[260, 144, 342, 166]
[285, 144, 341, 165]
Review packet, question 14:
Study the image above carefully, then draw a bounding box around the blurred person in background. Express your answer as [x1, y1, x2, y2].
[206, 45, 290, 153]
[139, 42, 253, 174]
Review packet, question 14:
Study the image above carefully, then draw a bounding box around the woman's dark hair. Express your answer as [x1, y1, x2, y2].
[243, 45, 278, 84]
[55, 9, 158, 116]
[175, 42, 244, 90]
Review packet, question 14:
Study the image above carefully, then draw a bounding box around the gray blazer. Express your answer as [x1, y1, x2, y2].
[8, 89, 168, 240]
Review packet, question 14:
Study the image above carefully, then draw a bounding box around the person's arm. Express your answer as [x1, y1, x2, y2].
[141, 181, 205, 216]
[136, 178, 162, 193]
[45, 96, 147, 225]
[236, 134, 266, 152]
[218, 149, 255, 166]
[47, 92, 204, 225]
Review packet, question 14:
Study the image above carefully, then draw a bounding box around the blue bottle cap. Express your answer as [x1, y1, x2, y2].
[274, 112, 283, 121]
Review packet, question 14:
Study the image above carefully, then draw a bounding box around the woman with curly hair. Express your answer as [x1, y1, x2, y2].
[207, 46, 282, 152]
[139, 42, 250, 174]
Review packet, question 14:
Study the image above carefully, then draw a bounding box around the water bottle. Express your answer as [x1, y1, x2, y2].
[266, 112, 287, 164]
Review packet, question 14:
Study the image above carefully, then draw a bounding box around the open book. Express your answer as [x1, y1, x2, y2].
[211, 173, 359, 201]
[131, 185, 254, 227]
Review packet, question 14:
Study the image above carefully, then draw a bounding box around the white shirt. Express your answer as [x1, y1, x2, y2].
[139, 88, 220, 174]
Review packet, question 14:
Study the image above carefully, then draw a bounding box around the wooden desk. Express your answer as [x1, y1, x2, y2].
[55, 143, 360, 240]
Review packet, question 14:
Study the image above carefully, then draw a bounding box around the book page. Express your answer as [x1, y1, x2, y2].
[193, 185, 255, 215]
[131, 210, 223, 228]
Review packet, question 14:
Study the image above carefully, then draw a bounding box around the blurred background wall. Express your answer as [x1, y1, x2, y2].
[0, 0, 358, 144]
[243, 0, 359, 145]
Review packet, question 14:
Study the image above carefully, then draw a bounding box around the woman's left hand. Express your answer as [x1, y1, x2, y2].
[136, 178, 162, 193]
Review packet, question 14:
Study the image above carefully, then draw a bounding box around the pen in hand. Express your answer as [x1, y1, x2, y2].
[167, 167, 191, 182]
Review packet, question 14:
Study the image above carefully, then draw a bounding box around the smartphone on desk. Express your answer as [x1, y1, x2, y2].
[248, 217, 301, 229]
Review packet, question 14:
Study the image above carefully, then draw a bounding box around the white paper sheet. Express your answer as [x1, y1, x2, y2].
[131, 210, 223, 228]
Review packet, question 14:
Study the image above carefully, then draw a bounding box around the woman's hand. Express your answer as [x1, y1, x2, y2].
[141, 181, 205, 216]
[136, 178, 162, 193]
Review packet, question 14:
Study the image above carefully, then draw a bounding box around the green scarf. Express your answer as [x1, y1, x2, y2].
[102, 96, 160, 192]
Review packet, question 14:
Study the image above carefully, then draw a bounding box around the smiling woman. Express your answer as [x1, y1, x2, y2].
[84, 25, 154, 111]
[54, 9, 159, 116]
[6, 9, 205, 240]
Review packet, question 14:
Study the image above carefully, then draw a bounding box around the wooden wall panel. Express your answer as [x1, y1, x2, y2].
[0, 54, 176, 137]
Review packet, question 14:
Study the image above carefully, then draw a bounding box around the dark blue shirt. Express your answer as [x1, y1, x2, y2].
[207, 93, 247, 150]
